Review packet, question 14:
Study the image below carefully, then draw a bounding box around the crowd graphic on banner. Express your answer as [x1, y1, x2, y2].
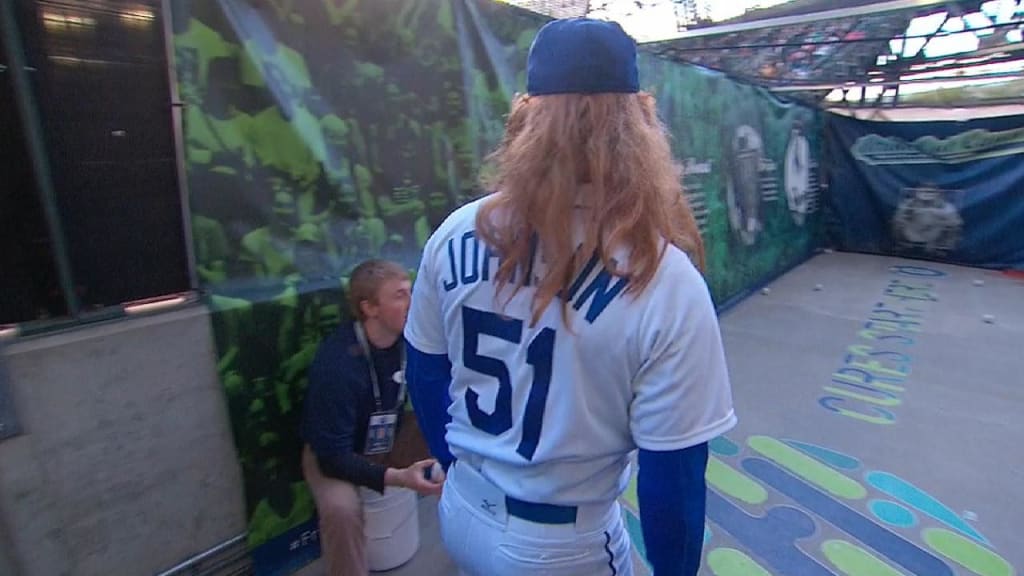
[170, 1, 823, 573]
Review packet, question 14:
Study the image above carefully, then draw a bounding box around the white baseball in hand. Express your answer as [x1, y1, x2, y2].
[429, 461, 446, 483]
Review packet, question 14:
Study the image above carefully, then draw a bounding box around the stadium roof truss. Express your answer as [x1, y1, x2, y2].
[645, 0, 1024, 108]
[506, 0, 1024, 108]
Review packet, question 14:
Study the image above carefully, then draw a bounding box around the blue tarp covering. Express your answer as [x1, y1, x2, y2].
[826, 113, 1024, 270]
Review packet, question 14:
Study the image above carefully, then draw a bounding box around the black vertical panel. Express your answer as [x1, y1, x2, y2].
[0, 7, 67, 324]
[20, 0, 188, 310]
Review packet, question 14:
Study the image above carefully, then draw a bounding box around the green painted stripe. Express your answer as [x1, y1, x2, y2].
[748, 436, 867, 500]
[708, 548, 772, 576]
[923, 528, 1015, 576]
[707, 456, 768, 504]
[622, 471, 639, 510]
[822, 539, 906, 576]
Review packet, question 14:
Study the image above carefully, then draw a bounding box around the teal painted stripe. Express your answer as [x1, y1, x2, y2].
[870, 499, 918, 528]
[710, 436, 741, 457]
[784, 440, 861, 471]
[866, 471, 988, 545]
[624, 507, 653, 570]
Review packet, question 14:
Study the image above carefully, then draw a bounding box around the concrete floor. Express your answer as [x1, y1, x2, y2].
[695, 252, 1023, 575]
[300, 252, 1024, 575]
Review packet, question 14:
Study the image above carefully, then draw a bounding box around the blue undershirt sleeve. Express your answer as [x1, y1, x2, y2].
[637, 442, 710, 576]
[405, 342, 455, 470]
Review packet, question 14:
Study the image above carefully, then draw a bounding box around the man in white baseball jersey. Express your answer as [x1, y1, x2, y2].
[404, 17, 736, 576]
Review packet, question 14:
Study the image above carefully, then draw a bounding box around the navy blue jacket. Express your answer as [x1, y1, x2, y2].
[300, 323, 403, 493]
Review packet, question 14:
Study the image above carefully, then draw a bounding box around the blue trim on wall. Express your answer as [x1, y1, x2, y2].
[252, 518, 321, 576]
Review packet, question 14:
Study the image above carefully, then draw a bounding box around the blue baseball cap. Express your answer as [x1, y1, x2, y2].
[527, 18, 640, 96]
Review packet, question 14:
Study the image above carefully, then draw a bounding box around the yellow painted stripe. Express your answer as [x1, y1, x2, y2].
[924, 529, 1015, 576]
[822, 539, 906, 576]
[707, 456, 768, 505]
[708, 548, 772, 576]
[748, 436, 867, 500]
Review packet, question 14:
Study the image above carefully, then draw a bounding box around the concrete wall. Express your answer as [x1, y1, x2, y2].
[0, 305, 247, 576]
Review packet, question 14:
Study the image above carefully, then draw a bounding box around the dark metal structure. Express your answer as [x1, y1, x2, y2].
[508, 0, 1024, 108]
[646, 0, 1024, 107]
[0, 0, 196, 331]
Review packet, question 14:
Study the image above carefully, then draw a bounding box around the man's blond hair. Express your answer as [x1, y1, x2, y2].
[347, 259, 409, 320]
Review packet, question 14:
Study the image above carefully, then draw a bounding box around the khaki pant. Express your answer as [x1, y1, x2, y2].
[302, 445, 367, 576]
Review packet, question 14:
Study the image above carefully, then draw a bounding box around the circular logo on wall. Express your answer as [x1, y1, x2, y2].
[891, 186, 963, 256]
[784, 128, 811, 226]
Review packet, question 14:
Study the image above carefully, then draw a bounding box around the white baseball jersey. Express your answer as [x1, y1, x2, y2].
[405, 197, 736, 506]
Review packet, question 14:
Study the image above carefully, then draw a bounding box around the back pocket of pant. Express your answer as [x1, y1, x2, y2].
[498, 542, 590, 567]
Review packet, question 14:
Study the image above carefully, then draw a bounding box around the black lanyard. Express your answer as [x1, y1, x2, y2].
[353, 322, 406, 412]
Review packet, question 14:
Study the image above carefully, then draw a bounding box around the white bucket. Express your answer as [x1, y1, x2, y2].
[359, 486, 420, 571]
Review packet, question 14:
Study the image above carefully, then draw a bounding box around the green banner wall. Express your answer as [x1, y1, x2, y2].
[640, 55, 824, 306]
[170, 1, 821, 573]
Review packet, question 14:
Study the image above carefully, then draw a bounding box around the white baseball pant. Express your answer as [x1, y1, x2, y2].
[438, 460, 634, 576]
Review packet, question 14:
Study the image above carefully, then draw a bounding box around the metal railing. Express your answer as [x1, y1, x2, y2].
[154, 534, 253, 576]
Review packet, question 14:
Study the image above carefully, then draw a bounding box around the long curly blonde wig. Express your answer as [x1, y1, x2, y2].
[476, 92, 705, 324]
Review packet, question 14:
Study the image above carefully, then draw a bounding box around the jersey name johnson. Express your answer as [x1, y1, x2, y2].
[440, 230, 629, 325]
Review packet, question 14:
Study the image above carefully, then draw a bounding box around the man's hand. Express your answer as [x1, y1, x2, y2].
[384, 459, 444, 496]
